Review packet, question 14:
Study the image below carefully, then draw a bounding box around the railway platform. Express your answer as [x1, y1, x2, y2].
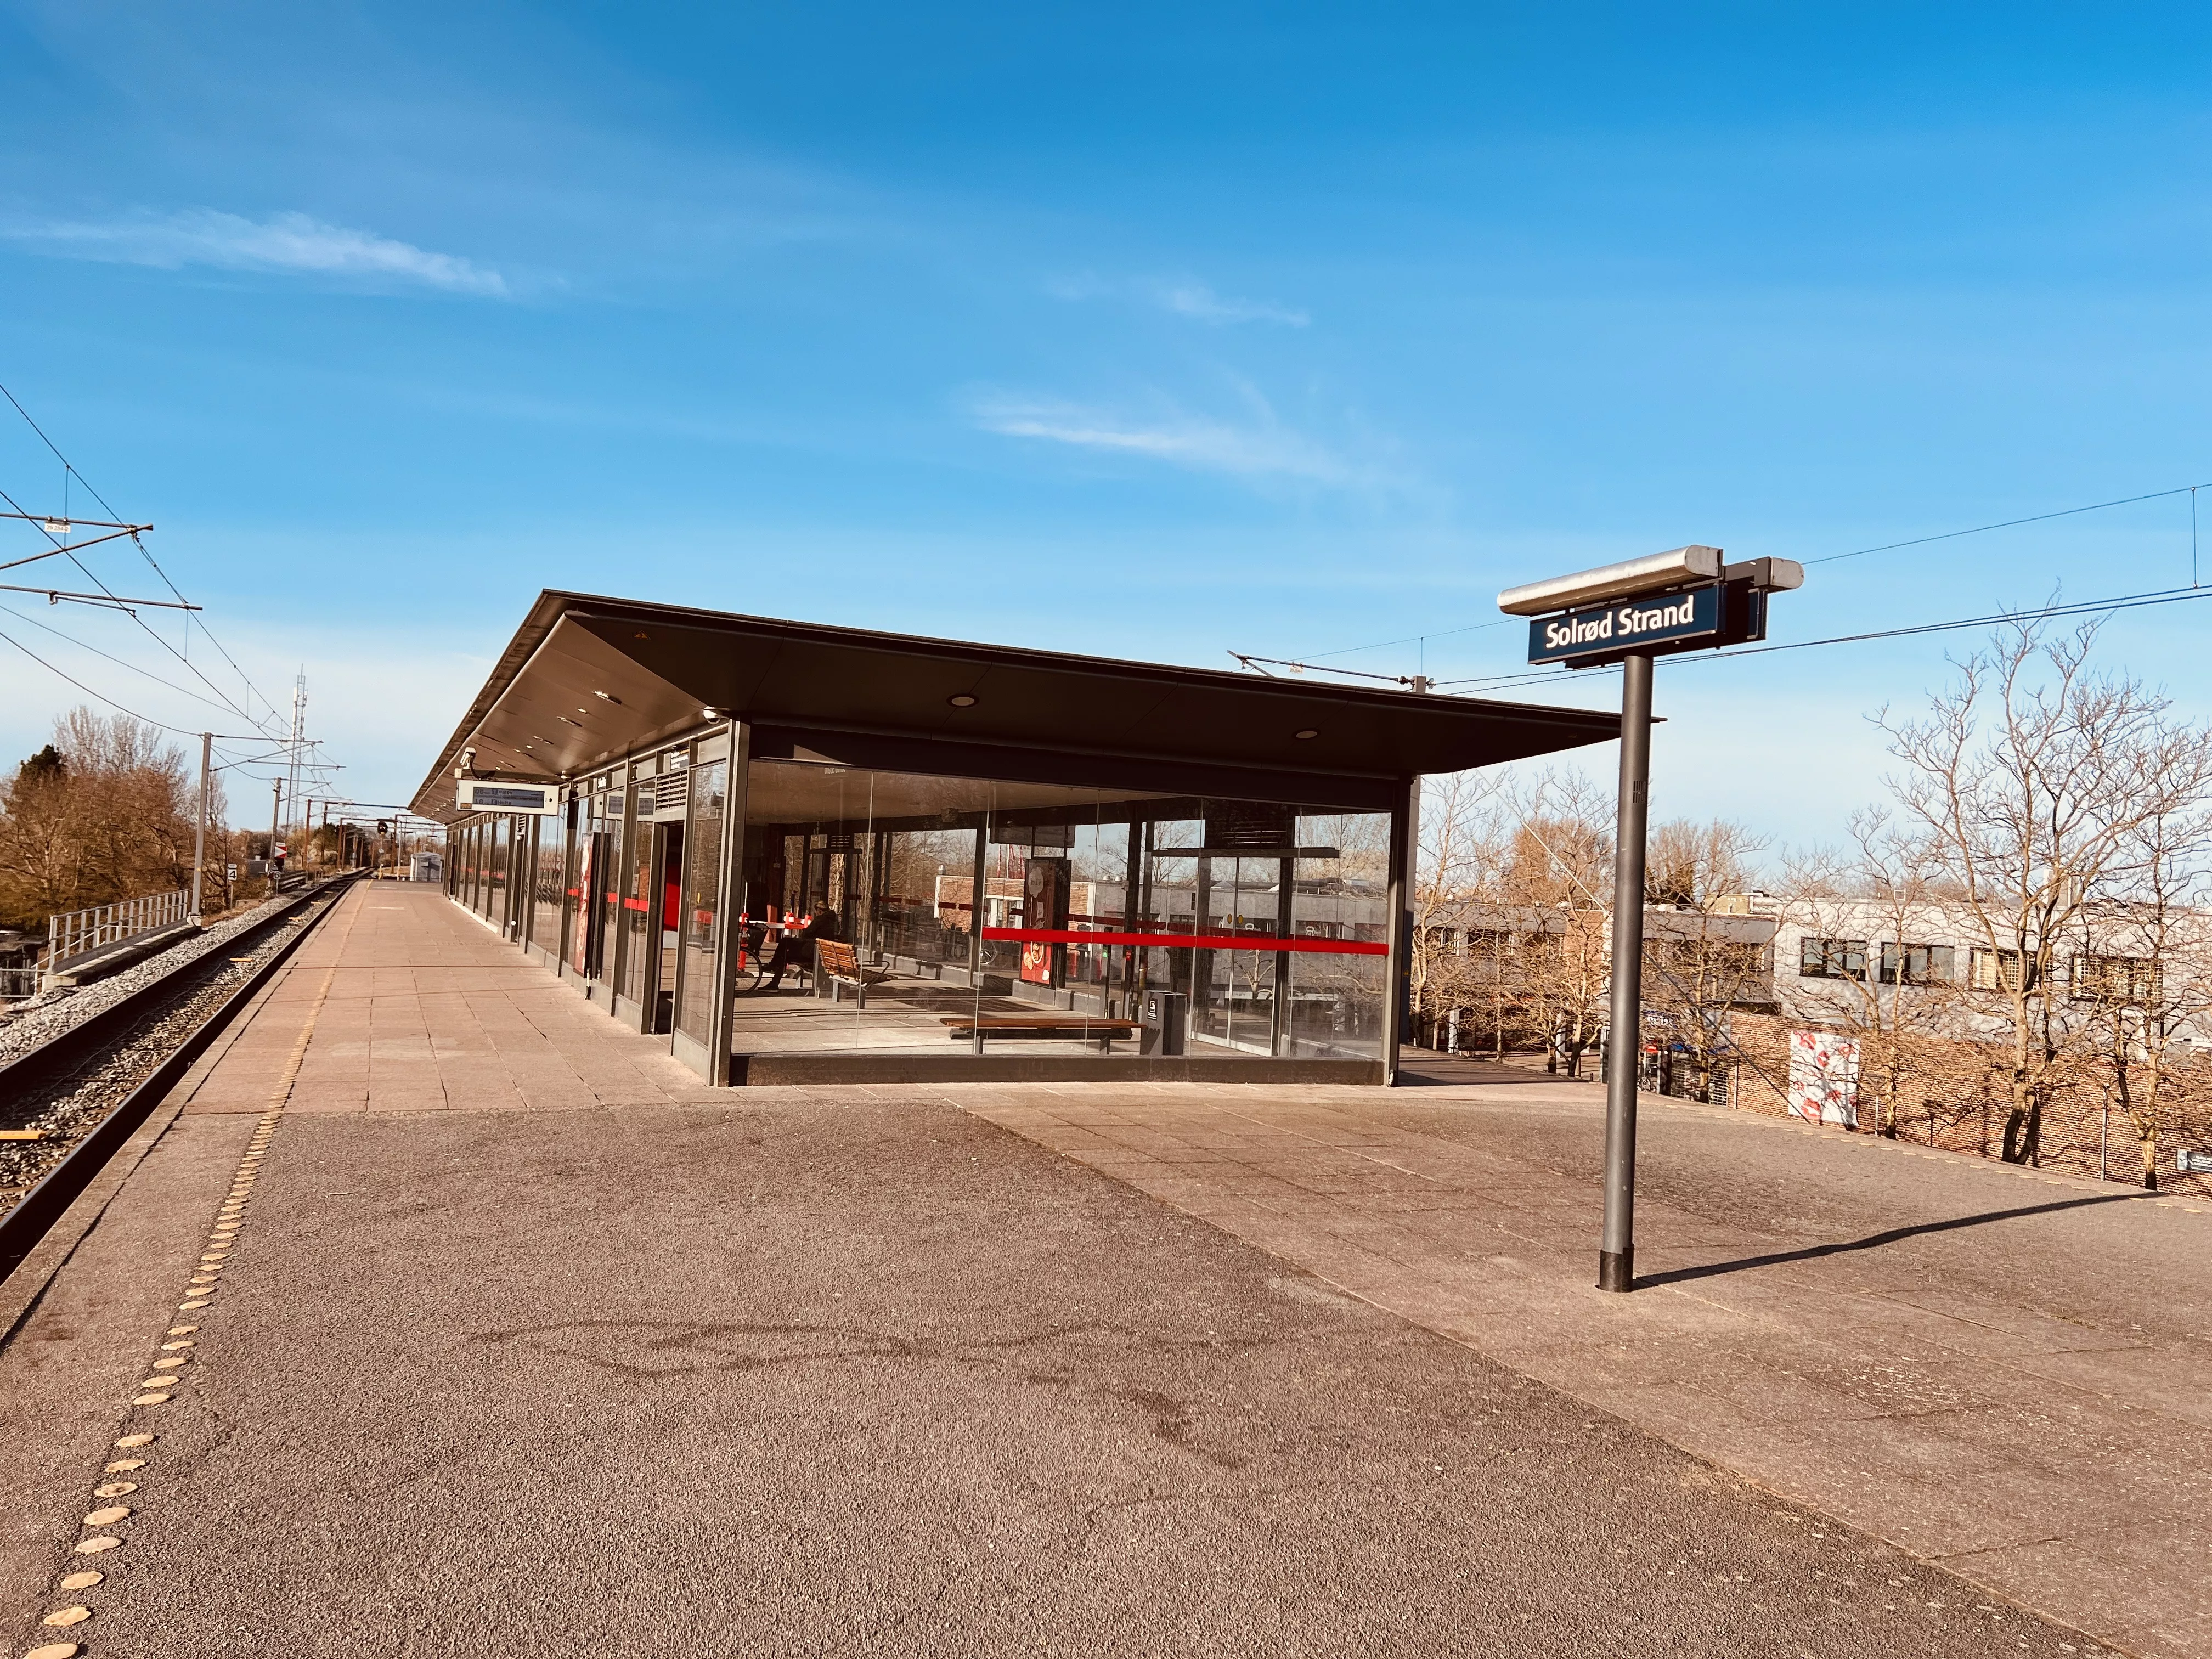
[0, 879, 2200, 1657]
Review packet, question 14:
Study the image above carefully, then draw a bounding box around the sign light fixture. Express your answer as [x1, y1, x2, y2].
[1498, 545, 1724, 617]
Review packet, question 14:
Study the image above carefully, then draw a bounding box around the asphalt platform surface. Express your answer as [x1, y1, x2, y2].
[0, 885, 2114, 1656]
[6, 1091, 2094, 1657]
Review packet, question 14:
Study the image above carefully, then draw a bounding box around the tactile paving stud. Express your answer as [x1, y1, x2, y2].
[115, 1435, 154, 1448]
[58, 1571, 103, 1590]
[41, 1606, 91, 1626]
[72, 1536, 120, 1554]
[93, 1482, 137, 1497]
[83, 1507, 130, 1526]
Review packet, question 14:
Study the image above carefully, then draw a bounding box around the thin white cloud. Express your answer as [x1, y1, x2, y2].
[5, 208, 510, 297]
[1151, 280, 1309, 328]
[972, 394, 1376, 488]
[1046, 272, 1309, 327]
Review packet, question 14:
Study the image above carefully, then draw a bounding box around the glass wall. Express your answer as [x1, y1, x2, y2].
[730, 758, 1390, 1064]
[531, 812, 565, 952]
[677, 758, 727, 1042]
[596, 783, 629, 992]
[486, 816, 510, 924]
[571, 790, 610, 980]
[619, 771, 655, 1009]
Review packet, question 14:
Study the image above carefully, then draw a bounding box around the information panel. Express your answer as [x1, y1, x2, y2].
[456, 780, 560, 815]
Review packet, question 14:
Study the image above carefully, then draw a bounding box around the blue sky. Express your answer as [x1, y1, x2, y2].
[3, 1, 2211, 850]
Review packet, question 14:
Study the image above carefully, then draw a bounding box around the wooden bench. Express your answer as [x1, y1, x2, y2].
[940, 1014, 1143, 1054]
[814, 940, 886, 1006]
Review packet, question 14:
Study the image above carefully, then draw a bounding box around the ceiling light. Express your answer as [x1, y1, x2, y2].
[701, 706, 720, 720]
[595, 691, 623, 705]
[1294, 729, 1319, 740]
[948, 694, 978, 708]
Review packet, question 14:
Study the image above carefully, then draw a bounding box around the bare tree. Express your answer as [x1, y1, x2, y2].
[1777, 809, 1967, 1136]
[1412, 770, 1510, 1048]
[1639, 816, 1769, 1099]
[2074, 786, 2212, 1189]
[1498, 772, 1615, 1077]
[1881, 620, 2212, 1165]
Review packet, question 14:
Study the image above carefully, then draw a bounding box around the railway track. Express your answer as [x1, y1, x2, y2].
[0, 875, 356, 1284]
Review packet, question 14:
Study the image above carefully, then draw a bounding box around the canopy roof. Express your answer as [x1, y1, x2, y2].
[411, 590, 1620, 820]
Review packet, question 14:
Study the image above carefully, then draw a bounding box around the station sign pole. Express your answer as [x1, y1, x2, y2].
[1599, 651, 1652, 1291]
[1499, 546, 1801, 1293]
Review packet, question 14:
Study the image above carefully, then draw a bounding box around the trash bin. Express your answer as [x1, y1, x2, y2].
[1140, 990, 1188, 1057]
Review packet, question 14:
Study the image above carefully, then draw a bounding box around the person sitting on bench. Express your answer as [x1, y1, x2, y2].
[758, 907, 841, 991]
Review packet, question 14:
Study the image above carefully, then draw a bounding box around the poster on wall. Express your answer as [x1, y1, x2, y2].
[1788, 1030, 1860, 1127]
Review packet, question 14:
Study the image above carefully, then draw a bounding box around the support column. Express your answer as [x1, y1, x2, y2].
[1382, 778, 1419, 1084]
[967, 823, 988, 982]
[191, 732, 211, 920]
[1599, 650, 1655, 1293]
[704, 720, 750, 1086]
[1270, 854, 1294, 1057]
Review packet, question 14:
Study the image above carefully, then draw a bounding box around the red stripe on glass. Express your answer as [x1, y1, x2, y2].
[981, 927, 1386, 957]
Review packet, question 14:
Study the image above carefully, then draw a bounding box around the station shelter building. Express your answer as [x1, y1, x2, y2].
[412, 592, 1617, 1086]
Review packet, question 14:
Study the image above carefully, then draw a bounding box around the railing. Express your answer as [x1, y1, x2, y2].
[42, 888, 192, 988]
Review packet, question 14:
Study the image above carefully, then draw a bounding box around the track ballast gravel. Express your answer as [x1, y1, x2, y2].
[0, 887, 313, 1064]
[0, 886, 338, 1210]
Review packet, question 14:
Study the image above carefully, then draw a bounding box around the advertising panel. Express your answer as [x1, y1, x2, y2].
[1787, 1030, 1860, 1127]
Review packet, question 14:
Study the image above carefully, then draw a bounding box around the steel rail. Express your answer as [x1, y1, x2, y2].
[0, 874, 357, 1285]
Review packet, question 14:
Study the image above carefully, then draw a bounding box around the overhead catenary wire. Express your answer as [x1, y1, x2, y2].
[0, 477, 274, 733]
[0, 600, 266, 718]
[0, 379, 286, 730]
[0, 624, 219, 738]
[1430, 582, 2212, 695]
[1252, 479, 2212, 682]
[1802, 483, 2211, 567]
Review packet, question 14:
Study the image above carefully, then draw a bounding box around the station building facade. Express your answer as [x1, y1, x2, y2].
[414, 592, 1615, 1086]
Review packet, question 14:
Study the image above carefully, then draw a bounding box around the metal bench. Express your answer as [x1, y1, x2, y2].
[939, 1014, 1142, 1054]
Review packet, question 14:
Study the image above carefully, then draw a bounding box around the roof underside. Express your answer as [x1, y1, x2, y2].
[410, 591, 1620, 822]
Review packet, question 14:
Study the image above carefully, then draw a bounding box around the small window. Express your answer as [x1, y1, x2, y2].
[1970, 948, 2033, 992]
[1879, 943, 1956, 985]
[1799, 937, 1868, 980]
[2072, 953, 2158, 1004]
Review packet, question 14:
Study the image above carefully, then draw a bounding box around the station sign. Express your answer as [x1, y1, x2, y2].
[1527, 580, 1768, 668]
[456, 779, 560, 815]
